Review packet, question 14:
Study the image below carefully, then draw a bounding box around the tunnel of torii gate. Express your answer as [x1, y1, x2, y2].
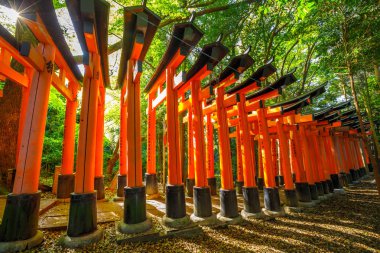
[0, 0, 373, 250]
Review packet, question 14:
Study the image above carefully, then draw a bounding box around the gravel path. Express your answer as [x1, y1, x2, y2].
[33, 175, 380, 253]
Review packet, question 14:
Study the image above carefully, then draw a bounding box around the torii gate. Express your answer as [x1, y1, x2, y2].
[267, 83, 328, 205]
[144, 16, 203, 228]
[175, 36, 229, 222]
[64, 0, 110, 247]
[204, 48, 254, 222]
[0, 1, 82, 250]
[116, 3, 161, 234]
[221, 69, 297, 214]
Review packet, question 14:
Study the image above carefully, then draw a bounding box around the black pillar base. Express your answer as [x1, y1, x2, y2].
[67, 192, 97, 237]
[219, 189, 239, 218]
[242, 187, 261, 213]
[326, 179, 334, 193]
[117, 175, 127, 198]
[355, 170, 360, 180]
[368, 163, 373, 172]
[321, 181, 329, 194]
[361, 167, 367, 176]
[263, 187, 281, 212]
[309, 184, 319, 200]
[207, 177, 217, 195]
[330, 174, 342, 189]
[94, 176, 105, 200]
[145, 173, 158, 195]
[346, 172, 353, 184]
[0, 192, 41, 242]
[358, 168, 364, 177]
[295, 182, 312, 202]
[193, 187, 212, 218]
[275, 176, 284, 187]
[186, 178, 195, 197]
[166, 184, 186, 219]
[235, 181, 244, 195]
[349, 169, 358, 181]
[124, 186, 147, 224]
[339, 172, 349, 187]
[284, 189, 298, 207]
[315, 182, 324, 196]
[57, 174, 75, 199]
[257, 178, 264, 190]
[292, 173, 296, 183]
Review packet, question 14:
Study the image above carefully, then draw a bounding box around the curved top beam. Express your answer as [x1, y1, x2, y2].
[144, 21, 204, 93]
[245, 70, 297, 101]
[117, 5, 161, 87]
[206, 49, 254, 88]
[66, 0, 110, 86]
[226, 60, 277, 95]
[185, 40, 229, 82]
[313, 100, 351, 120]
[282, 96, 311, 114]
[271, 82, 327, 108]
[1, 0, 83, 82]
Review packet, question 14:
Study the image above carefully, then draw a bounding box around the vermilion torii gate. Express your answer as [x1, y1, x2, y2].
[0, 0, 83, 250]
[116, 2, 161, 234]
[144, 16, 203, 227]
[64, 0, 110, 246]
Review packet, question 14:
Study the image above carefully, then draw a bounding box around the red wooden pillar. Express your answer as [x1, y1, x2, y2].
[326, 135, 342, 189]
[117, 85, 127, 198]
[145, 91, 158, 195]
[257, 108, 282, 212]
[190, 79, 214, 219]
[271, 138, 280, 186]
[74, 53, 100, 194]
[206, 113, 216, 195]
[276, 119, 298, 207]
[215, 86, 239, 219]
[13, 44, 55, 194]
[57, 82, 78, 198]
[235, 125, 244, 193]
[166, 67, 182, 186]
[125, 59, 143, 188]
[191, 80, 207, 188]
[94, 86, 105, 200]
[276, 120, 294, 190]
[215, 87, 234, 190]
[186, 105, 195, 196]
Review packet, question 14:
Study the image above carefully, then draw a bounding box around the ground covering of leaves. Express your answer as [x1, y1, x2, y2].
[32, 176, 380, 253]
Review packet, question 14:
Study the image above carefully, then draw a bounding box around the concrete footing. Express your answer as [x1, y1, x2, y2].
[190, 213, 218, 226]
[241, 209, 264, 220]
[216, 213, 242, 225]
[117, 219, 152, 234]
[262, 207, 285, 217]
[60, 228, 104, 248]
[0, 230, 43, 253]
[162, 215, 191, 229]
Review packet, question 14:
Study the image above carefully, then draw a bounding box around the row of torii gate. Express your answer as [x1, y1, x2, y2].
[0, 0, 372, 251]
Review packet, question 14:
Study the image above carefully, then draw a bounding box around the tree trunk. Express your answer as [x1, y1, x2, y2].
[0, 23, 35, 185]
[106, 138, 120, 175]
[348, 71, 380, 194]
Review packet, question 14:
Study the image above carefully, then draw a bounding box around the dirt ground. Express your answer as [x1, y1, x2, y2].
[31, 175, 380, 253]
